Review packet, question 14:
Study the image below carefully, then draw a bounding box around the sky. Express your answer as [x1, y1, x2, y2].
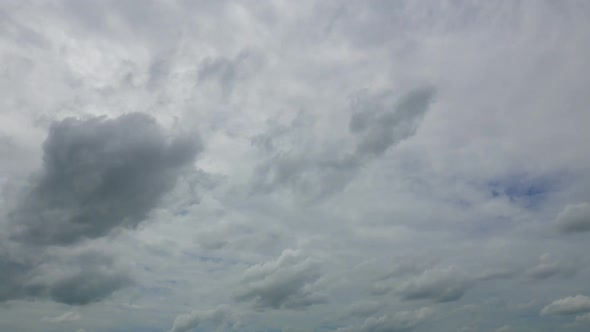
[1, 1, 590, 332]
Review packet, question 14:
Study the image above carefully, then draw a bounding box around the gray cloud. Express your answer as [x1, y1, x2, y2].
[0, 248, 132, 305]
[0, 249, 37, 302]
[541, 295, 590, 316]
[48, 269, 132, 305]
[526, 261, 577, 280]
[235, 249, 325, 310]
[576, 312, 590, 324]
[555, 203, 590, 234]
[338, 307, 433, 332]
[198, 49, 264, 99]
[346, 301, 384, 318]
[12, 112, 201, 245]
[0, 112, 199, 306]
[351, 87, 435, 159]
[396, 266, 468, 303]
[168, 306, 234, 332]
[42, 311, 81, 323]
[251, 87, 435, 200]
[2, 1, 590, 331]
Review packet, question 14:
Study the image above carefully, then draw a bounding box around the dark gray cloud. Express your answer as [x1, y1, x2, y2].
[555, 203, 590, 234]
[0, 248, 132, 305]
[12, 112, 201, 245]
[48, 269, 132, 305]
[235, 249, 326, 310]
[0, 112, 199, 306]
[0, 249, 37, 302]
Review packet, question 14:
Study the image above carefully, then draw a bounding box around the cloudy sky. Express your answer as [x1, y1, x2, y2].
[1, 1, 590, 332]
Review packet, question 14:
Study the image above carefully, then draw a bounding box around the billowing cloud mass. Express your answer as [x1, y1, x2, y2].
[12, 113, 201, 245]
[0, 112, 200, 306]
[1, 1, 590, 332]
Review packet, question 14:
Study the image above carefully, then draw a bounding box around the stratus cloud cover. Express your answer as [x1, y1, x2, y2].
[1, 1, 590, 332]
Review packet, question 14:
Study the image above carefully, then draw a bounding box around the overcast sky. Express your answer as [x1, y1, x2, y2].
[1, 1, 590, 332]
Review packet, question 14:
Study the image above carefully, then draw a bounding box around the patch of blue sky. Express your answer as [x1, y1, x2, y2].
[486, 173, 564, 209]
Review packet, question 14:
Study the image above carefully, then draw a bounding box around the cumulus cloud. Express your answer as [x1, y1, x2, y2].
[0, 113, 199, 305]
[11, 112, 201, 245]
[338, 307, 433, 332]
[541, 295, 590, 316]
[235, 249, 325, 309]
[555, 203, 590, 234]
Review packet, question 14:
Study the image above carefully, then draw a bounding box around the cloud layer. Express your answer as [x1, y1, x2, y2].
[1, 1, 590, 332]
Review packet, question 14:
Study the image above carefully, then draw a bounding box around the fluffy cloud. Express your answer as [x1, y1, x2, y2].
[541, 295, 590, 316]
[0, 113, 199, 305]
[11, 113, 201, 245]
